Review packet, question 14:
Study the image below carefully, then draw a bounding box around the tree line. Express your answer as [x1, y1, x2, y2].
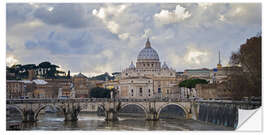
[6, 61, 70, 80]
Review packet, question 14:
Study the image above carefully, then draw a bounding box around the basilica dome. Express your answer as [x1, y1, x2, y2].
[137, 38, 159, 60]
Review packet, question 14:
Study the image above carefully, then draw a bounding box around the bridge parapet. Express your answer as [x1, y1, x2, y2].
[7, 98, 194, 104]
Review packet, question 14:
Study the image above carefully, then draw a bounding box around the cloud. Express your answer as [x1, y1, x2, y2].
[183, 45, 209, 65]
[6, 3, 261, 75]
[7, 4, 34, 28]
[92, 4, 128, 34]
[198, 3, 214, 9]
[219, 4, 261, 25]
[118, 33, 130, 40]
[6, 55, 19, 67]
[33, 4, 90, 28]
[154, 5, 191, 26]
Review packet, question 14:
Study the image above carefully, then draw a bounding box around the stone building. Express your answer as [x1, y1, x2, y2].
[45, 79, 72, 98]
[210, 66, 242, 84]
[6, 80, 25, 99]
[195, 83, 232, 99]
[72, 73, 97, 98]
[33, 80, 49, 98]
[183, 68, 211, 81]
[117, 38, 180, 99]
[26, 78, 72, 98]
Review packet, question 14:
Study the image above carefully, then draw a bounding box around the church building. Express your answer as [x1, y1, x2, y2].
[117, 38, 180, 99]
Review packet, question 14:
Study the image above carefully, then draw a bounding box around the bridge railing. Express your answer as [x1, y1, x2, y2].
[195, 99, 261, 106]
[6, 98, 195, 104]
[6, 98, 261, 105]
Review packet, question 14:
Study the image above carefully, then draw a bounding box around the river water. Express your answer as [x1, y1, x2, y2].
[7, 113, 233, 131]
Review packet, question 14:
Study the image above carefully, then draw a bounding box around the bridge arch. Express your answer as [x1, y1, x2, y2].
[157, 103, 188, 119]
[6, 105, 24, 120]
[119, 103, 148, 118]
[34, 104, 64, 120]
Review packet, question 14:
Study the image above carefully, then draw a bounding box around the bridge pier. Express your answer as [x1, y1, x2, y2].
[191, 102, 199, 120]
[63, 103, 80, 121]
[146, 102, 159, 121]
[22, 109, 36, 122]
[105, 109, 118, 121]
[146, 111, 159, 121]
[104, 101, 121, 121]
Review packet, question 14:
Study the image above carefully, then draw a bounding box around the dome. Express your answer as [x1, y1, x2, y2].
[129, 61, 135, 69]
[137, 38, 159, 60]
[162, 62, 169, 69]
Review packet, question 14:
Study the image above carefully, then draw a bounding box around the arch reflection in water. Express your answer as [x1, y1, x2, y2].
[159, 104, 186, 119]
[35, 105, 63, 121]
[119, 104, 146, 118]
[6, 106, 23, 122]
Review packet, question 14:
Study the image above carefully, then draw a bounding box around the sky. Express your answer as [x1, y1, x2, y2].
[6, 3, 261, 77]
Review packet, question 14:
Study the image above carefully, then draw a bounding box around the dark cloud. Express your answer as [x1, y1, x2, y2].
[25, 40, 37, 49]
[33, 4, 89, 28]
[6, 4, 33, 28]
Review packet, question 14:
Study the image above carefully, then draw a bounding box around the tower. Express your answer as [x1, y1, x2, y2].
[217, 50, 222, 69]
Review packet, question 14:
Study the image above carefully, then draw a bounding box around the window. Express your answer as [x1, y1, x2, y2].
[143, 64, 145, 67]
[151, 64, 153, 67]
[167, 90, 169, 94]
[147, 64, 150, 66]
[148, 89, 151, 93]
[139, 88, 143, 96]
[131, 89, 134, 96]
[158, 88, 161, 93]
[126, 73, 128, 76]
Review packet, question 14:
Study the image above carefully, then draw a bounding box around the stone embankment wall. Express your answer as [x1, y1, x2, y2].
[197, 103, 237, 128]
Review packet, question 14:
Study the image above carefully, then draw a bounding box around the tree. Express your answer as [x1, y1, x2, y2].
[89, 87, 111, 98]
[179, 79, 208, 88]
[6, 61, 67, 80]
[228, 35, 261, 98]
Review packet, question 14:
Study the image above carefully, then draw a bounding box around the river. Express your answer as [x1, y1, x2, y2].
[7, 112, 233, 131]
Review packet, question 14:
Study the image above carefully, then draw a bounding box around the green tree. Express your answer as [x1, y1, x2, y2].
[89, 87, 111, 98]
[179, 79, 208, 88]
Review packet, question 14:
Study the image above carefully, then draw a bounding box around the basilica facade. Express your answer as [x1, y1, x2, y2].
[116, 38, 181, 99]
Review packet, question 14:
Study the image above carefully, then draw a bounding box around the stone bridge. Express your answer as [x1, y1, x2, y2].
[6, 98, 195, 122]
[6, 98, 261, 125]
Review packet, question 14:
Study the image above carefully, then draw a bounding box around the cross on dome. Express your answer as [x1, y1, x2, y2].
[145, 37, 151, 48]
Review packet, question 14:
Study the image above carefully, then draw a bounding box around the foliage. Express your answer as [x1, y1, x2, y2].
[179, 79, 208, 88]
[89, 87, 111, 98]
[6, 61, 68, 80]
[228, 35, 261, 98]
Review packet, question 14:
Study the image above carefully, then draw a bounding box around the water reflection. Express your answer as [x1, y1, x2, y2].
[7, 113, 234, 131]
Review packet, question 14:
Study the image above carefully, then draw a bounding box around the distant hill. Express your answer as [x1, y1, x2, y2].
[89, 72, 115, 81]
